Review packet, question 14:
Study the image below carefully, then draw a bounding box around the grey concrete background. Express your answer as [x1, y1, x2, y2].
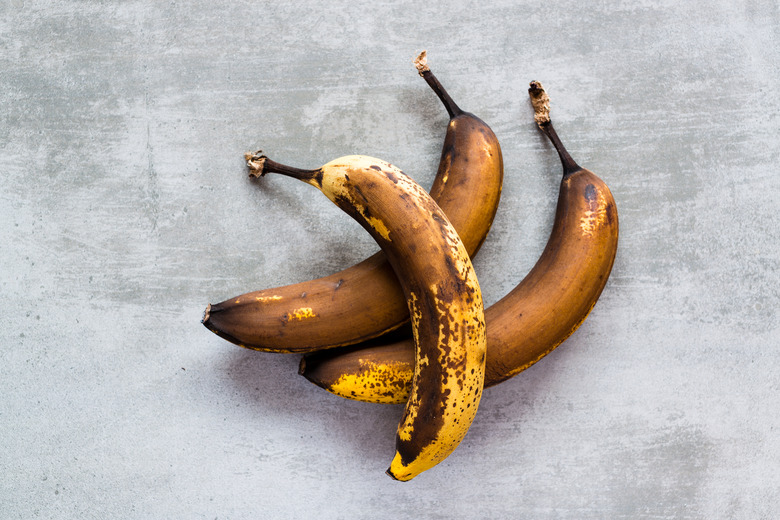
[1, 0, 778, 518]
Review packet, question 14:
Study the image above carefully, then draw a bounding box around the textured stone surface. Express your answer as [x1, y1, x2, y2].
[2, 1, 779, 518]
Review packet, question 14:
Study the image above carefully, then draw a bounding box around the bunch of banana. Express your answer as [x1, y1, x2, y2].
[202, 53, 619, 481]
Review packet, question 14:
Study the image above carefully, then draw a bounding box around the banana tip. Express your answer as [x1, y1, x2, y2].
[297, 356, 306, 376]
[201, 304, 211, 325]
[385, 468, 401, 481]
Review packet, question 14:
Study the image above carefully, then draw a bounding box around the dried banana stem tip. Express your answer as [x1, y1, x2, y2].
[413, 50, 429, 76]
[245, 151, 267, 177]
[528, 81, 551, 126]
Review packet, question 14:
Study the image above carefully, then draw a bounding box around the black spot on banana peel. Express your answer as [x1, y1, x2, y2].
[202, 52, 503, 353]
[300, 81, 619, 404]
[255, 153, 487, 481]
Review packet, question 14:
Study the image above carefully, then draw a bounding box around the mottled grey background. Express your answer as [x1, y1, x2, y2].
[1, 0, 778, 518]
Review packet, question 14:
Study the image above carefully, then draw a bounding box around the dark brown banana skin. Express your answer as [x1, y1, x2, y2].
[203, 75, 503, 353]
[300, 163, 618, 402]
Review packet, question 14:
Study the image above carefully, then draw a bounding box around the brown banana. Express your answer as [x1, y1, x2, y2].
[201, 51, 503, 353]
[243, 153, 487, 480]
[299, 81, 619, 403]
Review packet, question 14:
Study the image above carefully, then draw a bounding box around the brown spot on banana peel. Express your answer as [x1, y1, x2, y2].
[382, 167, 402, 184]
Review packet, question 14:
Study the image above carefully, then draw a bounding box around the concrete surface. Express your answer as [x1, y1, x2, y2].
[2, 0, 779, 518]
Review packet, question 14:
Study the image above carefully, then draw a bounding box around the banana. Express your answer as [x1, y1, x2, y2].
[201, 51, 502, 353]
[245, 153, 487, 481]
[299, 82, 619, 404]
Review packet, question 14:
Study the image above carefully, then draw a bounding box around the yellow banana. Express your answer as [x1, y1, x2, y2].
[246, 153, 487, 480]
[201, 51, 502, 353]
[299, 82, 619, 404]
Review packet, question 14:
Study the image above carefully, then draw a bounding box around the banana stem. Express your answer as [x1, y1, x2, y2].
[244, 151, 322, 185]
[414, 51, 463, 118]
[528, 81, 581, 178]
[540, 122, 581, 178]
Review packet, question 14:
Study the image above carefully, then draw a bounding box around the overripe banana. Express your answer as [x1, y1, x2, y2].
[299, 82, 619, 404]
[244, 153, 487, 481]
[201, 51, 502, 353]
